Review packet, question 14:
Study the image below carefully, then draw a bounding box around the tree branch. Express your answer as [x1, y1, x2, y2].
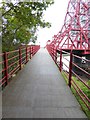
[2, 3, 17, 16]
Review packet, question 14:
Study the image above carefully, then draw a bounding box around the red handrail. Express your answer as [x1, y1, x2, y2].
[0, 45, 40, 89]
[46, 44, 90, 111]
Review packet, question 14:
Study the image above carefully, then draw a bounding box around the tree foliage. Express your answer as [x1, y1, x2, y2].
[1, 1, 54, 52]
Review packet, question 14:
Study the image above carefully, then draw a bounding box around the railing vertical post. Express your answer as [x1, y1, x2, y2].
[51, 46, 52, 56]
[33, 46, 34, 55]
[31, 46, 32, 57]
[53, 47, 54, 61]
[60, 50, 62, 72]
[4, 52, 8, 85]
[50, 45, 51, 55]
[32, 46, 33, 56]
[30, 46, 31, 59]
[51, 46, 52, 57]
[55, 49, 57, 64]
[51, 45, 53, 58]
[52, 46, 54, 60]
[26, 46, 28, 63]
[19, 48, 22, 70]
[68, 50, 73, 88]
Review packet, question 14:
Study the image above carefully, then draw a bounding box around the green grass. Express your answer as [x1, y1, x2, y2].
[61, 71, 90, 118]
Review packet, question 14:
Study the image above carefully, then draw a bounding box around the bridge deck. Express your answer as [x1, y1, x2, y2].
[2, 48, 87, 118]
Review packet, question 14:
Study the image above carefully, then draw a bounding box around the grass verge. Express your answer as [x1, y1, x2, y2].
[61, 71, 90, 118]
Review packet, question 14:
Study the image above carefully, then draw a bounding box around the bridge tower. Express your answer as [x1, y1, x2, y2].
[54, 0, 90, 52]
[48, 0, 90, 75]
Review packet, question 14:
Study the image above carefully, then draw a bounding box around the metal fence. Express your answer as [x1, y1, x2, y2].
[0, 45, 40, 89]
[46, 44, 90, 111]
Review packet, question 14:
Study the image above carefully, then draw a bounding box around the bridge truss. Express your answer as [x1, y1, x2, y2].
[49, 0, 90, 54]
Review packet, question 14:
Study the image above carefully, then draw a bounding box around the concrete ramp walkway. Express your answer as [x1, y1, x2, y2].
[2, 48, 87, 118]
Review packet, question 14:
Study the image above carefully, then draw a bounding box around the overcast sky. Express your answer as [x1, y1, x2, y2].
[36, 0, 69, 47]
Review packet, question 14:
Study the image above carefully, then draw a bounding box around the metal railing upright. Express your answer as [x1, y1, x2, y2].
[0, 45, 40, 89]
[46, 44, 90, 111]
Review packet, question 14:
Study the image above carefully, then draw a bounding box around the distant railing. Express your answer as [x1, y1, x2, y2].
[0, 45, 40, 89]
[46, 44, 90, 111]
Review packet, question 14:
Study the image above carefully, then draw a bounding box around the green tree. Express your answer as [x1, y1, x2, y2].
[1, 1, 54, 52]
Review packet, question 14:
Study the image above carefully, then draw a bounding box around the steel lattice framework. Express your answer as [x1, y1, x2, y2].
[50, 0, 90, 52]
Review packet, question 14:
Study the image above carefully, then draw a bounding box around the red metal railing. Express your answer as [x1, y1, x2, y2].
[46, 44, 90, 111]
[0, 45, 40, 89]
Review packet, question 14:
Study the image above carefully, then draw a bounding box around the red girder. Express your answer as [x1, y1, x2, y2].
[48, 0, 90, 52]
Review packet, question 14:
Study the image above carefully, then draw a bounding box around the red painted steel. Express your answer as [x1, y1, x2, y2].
[68, 51, 73, 87]
[46, 0, 90, 112]
[60, 50, 62, 72]
[0, 45, 40, 89]
[47, 0, 90, 54]
[4, 52, 8, 85]
[19, 48, 22, 70]
[46, 45, 90, 111]
[26, 47, 28, 63]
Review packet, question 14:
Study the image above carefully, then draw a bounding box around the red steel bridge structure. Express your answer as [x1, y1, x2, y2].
[46, 0, 90, 54]
[46, 0, 90, 112]
[1, 0, 90, 118]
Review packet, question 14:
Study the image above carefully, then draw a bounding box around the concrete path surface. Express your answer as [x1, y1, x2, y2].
[2, 48, 87, 118]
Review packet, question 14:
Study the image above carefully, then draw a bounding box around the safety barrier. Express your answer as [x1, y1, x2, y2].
[46, 44, 90, 111]
[0, 45, 40, 89]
